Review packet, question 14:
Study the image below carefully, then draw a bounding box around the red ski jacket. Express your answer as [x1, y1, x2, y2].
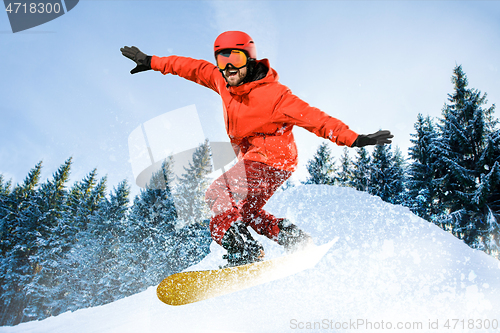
[151, 56, 358, 172]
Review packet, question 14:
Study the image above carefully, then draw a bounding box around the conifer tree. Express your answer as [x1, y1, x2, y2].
[303, 142, 336, 185]
[174, 139, 212, 227]
[0, 162, 43, 325]
[55, 179, 130, 312]
[147, 156, 176, 191]
[0, 175, 11, 252]
[0, 174, 12, 196]
[120, 156, 179, 294]
[390, 147, 407, 205]
[40, 171, 109, 316]
[484, 208, 500, 258]
[350, 147, 371, 192]
[66, 169, 106, 232]
[478, 130, 500, 214]
[13, 159, 72, 323]
[1, 162, 41, 258]
[335, 147, 353, 187]
[435, 65, 498, 249]
[105, 180, 131, 222]
[407, 114, 442, 221]
[369, 145, 406, 204]
[471, 129, 500, 256]
[130, 157, 177, 237]
[95, 180, 131, 301]
[12, 162, 42, 203]
[369, 144, 392, 201]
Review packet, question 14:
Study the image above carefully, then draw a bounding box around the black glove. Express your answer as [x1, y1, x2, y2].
[352, 130, 393, 147]
[120, 46, 152, 74]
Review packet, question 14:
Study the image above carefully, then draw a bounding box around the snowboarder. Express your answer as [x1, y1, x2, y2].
[121, 31, 393, 267]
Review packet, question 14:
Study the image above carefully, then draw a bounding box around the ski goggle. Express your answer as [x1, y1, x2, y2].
[216, 49, 248, 70]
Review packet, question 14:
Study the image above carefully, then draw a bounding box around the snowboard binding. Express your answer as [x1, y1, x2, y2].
[277, 219, 314, 253]
[221, 221, 265, 268]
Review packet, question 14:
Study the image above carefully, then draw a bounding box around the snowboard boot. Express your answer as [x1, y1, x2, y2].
[221, 221, 265, 267]
[277, 219, 314, 253]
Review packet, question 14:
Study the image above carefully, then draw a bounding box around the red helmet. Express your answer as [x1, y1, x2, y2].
[214, 31, 257, 60]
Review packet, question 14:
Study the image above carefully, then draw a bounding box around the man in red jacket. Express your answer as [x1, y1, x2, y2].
[121, 31, 393, 267]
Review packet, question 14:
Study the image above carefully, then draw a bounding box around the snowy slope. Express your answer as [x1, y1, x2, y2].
[2, 185, 500, 333]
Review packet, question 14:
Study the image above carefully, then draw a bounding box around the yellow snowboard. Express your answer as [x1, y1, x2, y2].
[157, 239, 337, 306]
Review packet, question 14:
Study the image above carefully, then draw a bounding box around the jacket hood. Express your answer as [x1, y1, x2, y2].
[228, 59, 279, 96]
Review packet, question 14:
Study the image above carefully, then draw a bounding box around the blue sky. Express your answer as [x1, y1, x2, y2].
[1, 0, 499, 196]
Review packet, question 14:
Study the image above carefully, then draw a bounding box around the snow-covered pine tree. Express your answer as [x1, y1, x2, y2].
[174, 139, 212, 228]
[56, 179, 130, 313]
[484, 207, 500, 258]
[129, 157, 177, 237]
[435, 65, 498, 249]
[350, 147, 371, 192]
[0, 162, 42, 256]
[40, 171, 109, 316]
[154, 141, 212, 276]
[119, 156, 180, 294]
[147, 156, 176, 191]
[303, 142, 336, 185]
[476, 129, 500, 216]
[104, 180, 130, 223]
[369, 145, 406, 204]
[391, 147, 407, 205]
[0, 175, 11, 250]
[0, 162, 42, 325]
[407, 114, 442, 222]
[369, 144, 391, 201]
[17, 159, 72, 323]
[91, 180, 130, 304]
[0, 174, 12, 196]
[471, 129, 500, 257]
[66, 169, 108, 232]
[335, 147, 353, 187]
[11, 162, 42, 203]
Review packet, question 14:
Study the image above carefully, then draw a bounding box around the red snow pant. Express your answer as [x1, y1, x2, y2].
[205, 159, 292, 244]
